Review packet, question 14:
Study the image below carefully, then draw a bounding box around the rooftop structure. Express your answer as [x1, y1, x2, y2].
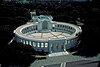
[14, 15, 82, 53]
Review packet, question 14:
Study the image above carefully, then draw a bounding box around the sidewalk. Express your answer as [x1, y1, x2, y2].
[47, 51, 69, 57]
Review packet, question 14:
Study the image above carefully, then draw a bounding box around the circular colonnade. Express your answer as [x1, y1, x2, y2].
[14, 15, 82, 53]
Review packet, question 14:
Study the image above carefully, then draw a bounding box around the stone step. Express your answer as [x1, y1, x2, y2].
[48, 51, 69, 57]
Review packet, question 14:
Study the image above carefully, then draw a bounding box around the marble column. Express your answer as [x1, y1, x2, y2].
[49, 44, 52, 53]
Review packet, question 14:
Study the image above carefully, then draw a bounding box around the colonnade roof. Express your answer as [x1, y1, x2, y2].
[14, 21, 82, 42]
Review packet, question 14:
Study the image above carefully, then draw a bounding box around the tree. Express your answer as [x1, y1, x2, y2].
[0, 41, 36, 67]
[0, 25, 16, 51]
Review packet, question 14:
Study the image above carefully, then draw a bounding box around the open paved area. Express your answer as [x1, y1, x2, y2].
[26, 31, 71, 39]
[30, 54, 100, 67]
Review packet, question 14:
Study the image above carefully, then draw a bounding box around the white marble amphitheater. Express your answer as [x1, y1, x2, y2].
[14, 15, 82, 53]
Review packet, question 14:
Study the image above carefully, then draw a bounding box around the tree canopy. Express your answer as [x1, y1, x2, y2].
[0, 41, 36, 66]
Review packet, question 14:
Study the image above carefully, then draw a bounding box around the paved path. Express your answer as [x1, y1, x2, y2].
[30, 54, 100, 67]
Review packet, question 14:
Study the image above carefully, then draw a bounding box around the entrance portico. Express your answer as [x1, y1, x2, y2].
[42, 20, 48, 30]
[49, 39, 65, 53]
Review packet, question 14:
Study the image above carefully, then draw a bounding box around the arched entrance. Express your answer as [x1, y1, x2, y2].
[42, 21, 48, 30]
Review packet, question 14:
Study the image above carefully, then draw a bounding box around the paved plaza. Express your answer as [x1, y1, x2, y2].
[26, 31, 71, 39]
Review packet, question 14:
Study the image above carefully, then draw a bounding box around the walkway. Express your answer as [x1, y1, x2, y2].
[48, 51, 69, 57]
[30, 54, 100, 67]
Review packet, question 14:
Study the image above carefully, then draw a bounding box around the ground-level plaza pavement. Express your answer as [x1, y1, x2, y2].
[30, 52, 100, 67]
